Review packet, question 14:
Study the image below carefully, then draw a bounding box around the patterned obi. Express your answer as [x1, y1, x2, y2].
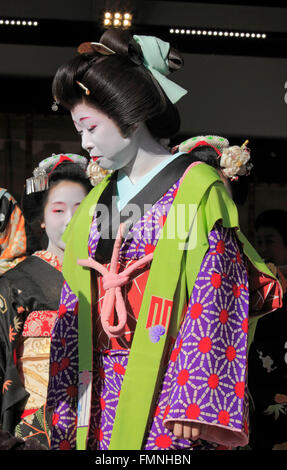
[17, 310, 58, 416]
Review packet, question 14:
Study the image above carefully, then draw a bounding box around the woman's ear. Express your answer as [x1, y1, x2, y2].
[41, 222, 46, 229]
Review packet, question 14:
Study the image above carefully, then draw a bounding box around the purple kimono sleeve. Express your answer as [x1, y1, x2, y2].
[158, 223, 249, 448]
[47, 281, 79, 450]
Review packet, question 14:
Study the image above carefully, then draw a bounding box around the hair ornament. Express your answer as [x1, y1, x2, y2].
[26, 154, 89, 194]
[178, 135, 229, 155]
[86, 157, 113, 186]
[77, 41, 116, 56]
[78, 36, 142, 64]
[177, 135, 252, 181]
[77, 34, 187, 104]
[51, 96, 59, 112]
[220, 139, 252, 180]
[133, 35, 187, 104]
[76, 81, 91, 95]
[26, 167, 48, 195]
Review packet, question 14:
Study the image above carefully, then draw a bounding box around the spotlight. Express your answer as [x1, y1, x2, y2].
[103, 11, 133, 29]
[123, 19, 131, 27]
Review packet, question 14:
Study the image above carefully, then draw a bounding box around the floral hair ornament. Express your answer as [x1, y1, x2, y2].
[86, 157, 113, 187]
[220, 139, 252, 181]
[25, 153, 89, 194]
[177, 135, 252, 181]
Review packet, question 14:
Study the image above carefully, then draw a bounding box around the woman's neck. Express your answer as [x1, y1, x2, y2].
[122, 125, 172, 184]
[46, 241, 64, 263]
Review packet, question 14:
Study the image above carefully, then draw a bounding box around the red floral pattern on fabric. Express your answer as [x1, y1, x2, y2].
[21, 251, 62, 337]
[22, 311, 58, 337]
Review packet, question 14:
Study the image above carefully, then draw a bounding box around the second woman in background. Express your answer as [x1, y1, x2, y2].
[0, 154, 92, 448]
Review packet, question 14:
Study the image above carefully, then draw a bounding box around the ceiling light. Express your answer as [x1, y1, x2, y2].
[0, 17, 39, 27]
[103, 11, 133, 29]
[169, 27, 268, 39]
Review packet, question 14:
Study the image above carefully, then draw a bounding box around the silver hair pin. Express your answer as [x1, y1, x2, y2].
[26, 167, 48, 194]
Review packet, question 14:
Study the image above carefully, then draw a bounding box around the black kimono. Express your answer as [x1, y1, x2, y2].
[0, 251, 63, 445]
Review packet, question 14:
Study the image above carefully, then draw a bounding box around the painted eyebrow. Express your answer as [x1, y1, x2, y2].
[73, 117, 96, 126]
[79, 116, 94, 122]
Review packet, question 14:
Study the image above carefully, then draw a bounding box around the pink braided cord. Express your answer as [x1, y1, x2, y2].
[78, 223, 153, 338]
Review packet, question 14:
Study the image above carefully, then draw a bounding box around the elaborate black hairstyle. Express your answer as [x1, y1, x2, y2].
[52, 29, 184, 139]
[22, 161, 92, 250]
[187, 145, 221, 169]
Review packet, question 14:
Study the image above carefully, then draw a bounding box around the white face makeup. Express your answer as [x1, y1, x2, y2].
[43, 181, 87, 260]
[71, 102, 139, 171]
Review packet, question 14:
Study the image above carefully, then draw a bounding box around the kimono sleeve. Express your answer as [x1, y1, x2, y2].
[160, 222, 249, 447]
[47, 280, 79, 412]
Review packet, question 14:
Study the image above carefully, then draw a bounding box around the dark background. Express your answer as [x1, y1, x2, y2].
[0, 0, 287, 240]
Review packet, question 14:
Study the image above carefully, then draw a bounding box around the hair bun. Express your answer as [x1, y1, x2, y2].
[100, 29, 143, 65]
[167, 47, 184, 72]
[127, 37, 144, 65]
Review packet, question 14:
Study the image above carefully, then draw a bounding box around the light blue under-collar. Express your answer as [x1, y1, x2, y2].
[116, 151, 185, 212]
